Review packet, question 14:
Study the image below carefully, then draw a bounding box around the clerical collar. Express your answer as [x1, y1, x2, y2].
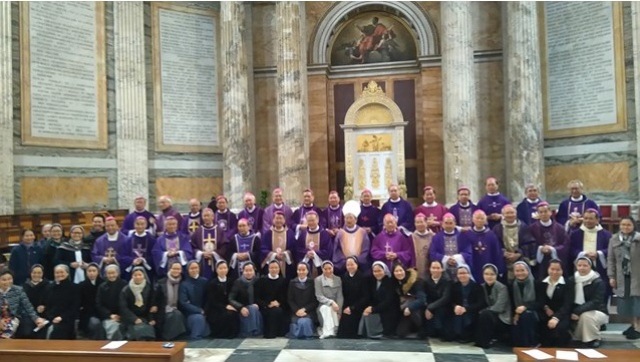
[345, 225, 358, 232]
[203, 223, 215, 229]
[473, 226, 486, 232]
[268, 273, 279, 280]
[487, 192, 501, 197]
[246, 206, 256, 213]
[415, 230, 430, 237]
[107, 233, 119, 241]
[217, 276, 227, 282]
[135, 209, 147, 214]
[389, 198, 401, 203]
[303, 204, 314, 208]
[570, 195, 585, 202]
[422, 201, 437, 207]
[165, 232, 178, 237]
[361, 203, 372, 207]
[189, 212, 201, 217]
[308, 226, 320, 233]
[526, 198, 540, 204]
[385, 228, 397, 235]
[444, 229, 456, 235]
[273, 226, 285, 232]
[432, 277, 441, 283]
[218, 209, 229, 214]
[458, 202, 470, 208]
[274, 203, 283, 209]
[134, 231, 147, 237]
[540, 219, 553, 227]
[328, 205, 340, 210]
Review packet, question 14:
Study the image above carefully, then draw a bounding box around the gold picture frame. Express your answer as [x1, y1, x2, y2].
[20, 2, 107, 149]
[540, 2, 626, 139]
[151, 2, 221, 153]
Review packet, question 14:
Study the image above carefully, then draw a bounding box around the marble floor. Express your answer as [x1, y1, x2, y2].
[183, 323, 640, 362]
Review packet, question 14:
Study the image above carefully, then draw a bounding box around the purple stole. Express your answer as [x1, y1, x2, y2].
[92, 232, 127, 271]
[324, 206, 344, 230]
[184, 212, 202, 235]
[443, 232, 460, 279]
[232, 233, 257, 270]
[192, 225, 224, 279]
[164, 234, 182, 267]
[128, 232, 155, 274]
[216, 210, 237, 240]
[238, 207, 263, 234]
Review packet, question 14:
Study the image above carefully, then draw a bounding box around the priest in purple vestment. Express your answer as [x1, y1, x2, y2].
[461, 210, 505, 282]
[262, 188, 294, 236]
[477, 177, 511, 230]
[190, 208, 227, 280]
[371, 213, 416, 271]
[448, 186, 477, 230]
[121, 196, 156, 236]
[215, 195, 238, 241]
[569, 209, 610, 278]
[295, 211, 333, 277]
[414, 186, 448, 233]
[229, 218, 261, 278]
[378, 184, 414, 233]
[529, 202, 569, 279]
[492, 205, 535, 281]
[237, 192, 264, 236]
[555, 180, 600, 230]
[124, 216, 156, 280]
[289, 188, 323, 234]
[155, 195, 183, 237]
[357, 189, 381, 238]
[152, 216, 193, 276]
[260, 211, 296, 279]
[321, 191, 344, 238]
[429, 213, 472, 281]
[181, 198, 203, 236]
[92, 216, 130, 274]
[332, 201, 370, 275]
[515, 184, 542, 226]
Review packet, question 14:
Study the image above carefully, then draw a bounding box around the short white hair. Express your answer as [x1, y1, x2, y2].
[159, 195, 173, 204]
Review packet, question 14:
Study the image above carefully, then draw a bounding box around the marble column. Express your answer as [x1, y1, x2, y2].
[633, 2, 640, 202]
[441, 2, 480, 204]
[114, 2, 149, 209]
[0, 1, 14, 215]
[503, 2, 545, 200]
[221, 2, 255, 209]
[276, 1, 309, 207]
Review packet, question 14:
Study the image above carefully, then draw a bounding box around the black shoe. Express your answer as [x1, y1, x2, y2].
[623, 325, 635, 336]
[626, 329, 640, 340]
[587, 340, 601, 348]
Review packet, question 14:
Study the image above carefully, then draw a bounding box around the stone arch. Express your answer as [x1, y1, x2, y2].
[310, 1, 439, 65]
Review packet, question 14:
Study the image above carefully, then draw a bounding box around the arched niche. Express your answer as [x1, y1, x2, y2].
[340, 81, 408, 201]
[310, 2, 439, 65]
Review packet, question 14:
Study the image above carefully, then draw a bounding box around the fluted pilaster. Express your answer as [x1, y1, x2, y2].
[114, 1, 149, 208]
[0, 1, 14, 215]
[633, 2, 640, 201]
[503, 1, 545, 200]
[276, 1, 309, 207]
[221, 2, 255, 209]
[441, 1, 479, 204]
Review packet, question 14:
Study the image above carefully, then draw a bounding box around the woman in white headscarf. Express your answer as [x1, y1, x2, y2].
[358, 261, 399, 339]
[315, 260, 343, 339]
[570, 257, 608, 348]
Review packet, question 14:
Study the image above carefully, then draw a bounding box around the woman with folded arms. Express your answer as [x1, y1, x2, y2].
[255, 260, 288, 338]
[96, 264, 128, 340]
[393, 262, 426, 339]
[179, 261, 210, 340]
[78, 263, 103, 339]
[537, 259, 573, 347]
[205, 260, 239, 339]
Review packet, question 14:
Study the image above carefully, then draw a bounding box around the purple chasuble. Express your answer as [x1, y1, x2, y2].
[261, 204, 293, 236]
[529, 220, 568, 279]
[152, 232, 193, 276]
[448, 202, 477, 228]
[379, 198, 415, 232]
[414, 203, 448, 232]
[477, 193, 511, 230]
[155, 206, 183, 235]
[370, 229, 415, 270]
[260, 227, 296, 279]
[230, 233, 261, 274]
[555, 195, 600, 227]
[332, 226, 370, 275]
[461, 227, 505, 282]
[322, 205, 344, 231]
[91, 232, 130, 273]
[238, 206, 265, 235]
[121, 210, 155, 234]
[429, 229, 472, 281]
[124, 231, 156, 278]
[181, 212, 203, 236]
[358, 204, 381, 237]
[289, 204, 323, 230]
[190, 224, 227, 279]
[216, 210, 238, 241]
[516, 198, 542, 226]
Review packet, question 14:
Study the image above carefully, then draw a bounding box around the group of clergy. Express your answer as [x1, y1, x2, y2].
[2, 177, 633, 346]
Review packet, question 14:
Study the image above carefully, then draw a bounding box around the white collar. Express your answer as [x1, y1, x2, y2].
[218, 209, 228, 214]
[217, 276, 227, 282]
[571, 195, 585, 202]
[389, 198, 401, 203]
[328, 205, 340, 210]
[526, 198, 540, 204]
[444, 229, 456, 235]
[134, 231, 147, 237]
[246, 206, 256, 213]
[487, 192, 500, 197]
[422, 201, 438, 207]
[274, 203, 283, 209]
[107, 232, 119, 241]
[361, 203, 372, 207]
[189, 212, 201, 217]
[543, 276, 565, 285]
[414, 230, 430, 236]
[540, 219, 553, 227]
[298, 277, 307, 283]
[473, 226, 487, 232]
[458, 201, 470, 207]
[268, 273, 279, 280]
[503, 220, 518, 227]
[308, 226, 320, 233]
[345, 225, 357, 232]
[580, 224, 603, 233]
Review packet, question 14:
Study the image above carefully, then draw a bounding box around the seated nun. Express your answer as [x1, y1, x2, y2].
[314, 260, 343, 339]
[358, 261, 400, 339]
[569, 257, 609, 348]
[96, 264, 128, 340]
[287, 262, 318, 339]
[229, 262, 264, 338]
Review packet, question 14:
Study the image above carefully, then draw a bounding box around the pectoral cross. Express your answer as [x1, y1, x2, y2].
[385, 241, 392, 253]
[189, 221, 199, 233]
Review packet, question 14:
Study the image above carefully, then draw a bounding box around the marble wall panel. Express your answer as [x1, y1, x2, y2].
[475, 60, 505, 195]
[420, 67, 445, 202]
[251, 2, 277, 69]
[305, 1, 334, 47]
[253, 76, 279, 194]
[546, 161, 630, 194]
[308, 74, 330, 203]
[155, 177, 222, 206]
[471, 1, 502, 51]
[21, 177, 109, 211]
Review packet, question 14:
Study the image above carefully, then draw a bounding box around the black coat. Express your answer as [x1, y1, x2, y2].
[96, 279, 128, 320]
[229, 278, 258, 309]
[425, 277, 452, 312]
[255, 276, 288, 311]
[119, 283, 159, 325]
[287, 278, 318, 322]
[9, 244, 44, 285]
[568, 276, 608, 315]
[450, 281, 486, 314]
[44, 279, 81, 322]
[341, 271, 369, 314]
[535, 279, 574, 322]
[366, 275, 400, 336]
[22, 279, 51, 317]
[204, 277, 239, 339]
